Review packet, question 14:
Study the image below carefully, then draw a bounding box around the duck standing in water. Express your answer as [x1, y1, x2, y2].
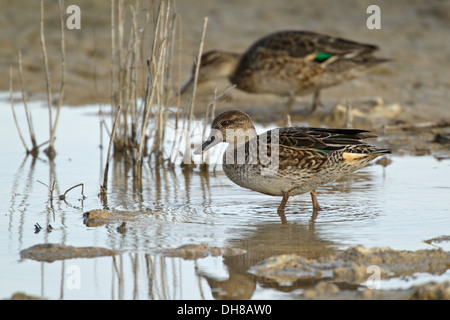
[181, 30, 389, 119]
[194, 110, 390, 222]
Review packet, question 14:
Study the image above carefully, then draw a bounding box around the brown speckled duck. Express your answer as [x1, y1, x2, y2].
[194, 110, 390, 222]
[181, 30, 388, 118]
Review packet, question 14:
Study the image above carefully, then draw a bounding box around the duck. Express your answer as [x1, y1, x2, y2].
[194, 110, 390, 222]
[180, 30, 389, 119]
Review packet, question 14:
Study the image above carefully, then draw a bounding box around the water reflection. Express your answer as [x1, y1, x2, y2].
[6, 151, 349, 299]
[7, 148, 450, 299]
[5, 136, 378, 298]
[197, 222, 338, 299]
[16, 224, 341, 299]
[8, 154, 62, 249]
[5, 105, 450, 299]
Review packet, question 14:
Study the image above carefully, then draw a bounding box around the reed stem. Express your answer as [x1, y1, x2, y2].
[9, 66, 30, 153]
[182, 16, 208, 166]
[50, 0, 66, 150]
[39, 0, 56, 159]
[17, 50, 38, 156]
[101, 105, 122, 198]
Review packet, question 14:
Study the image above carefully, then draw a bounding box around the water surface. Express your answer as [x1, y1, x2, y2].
[1, 98, 449, 299]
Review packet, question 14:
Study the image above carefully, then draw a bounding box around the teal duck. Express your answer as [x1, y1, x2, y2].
[181, 30, 388, 117]
[194, 110, 390, 221]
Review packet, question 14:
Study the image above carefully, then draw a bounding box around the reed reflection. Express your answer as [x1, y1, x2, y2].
[9, 145, 382, 300]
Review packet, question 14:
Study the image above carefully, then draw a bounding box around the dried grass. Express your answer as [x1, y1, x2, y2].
[10, 0, 66, 159]
[101, 0, 216, 193]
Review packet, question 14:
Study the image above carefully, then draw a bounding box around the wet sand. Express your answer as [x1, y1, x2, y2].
[1, 0, 449, 124]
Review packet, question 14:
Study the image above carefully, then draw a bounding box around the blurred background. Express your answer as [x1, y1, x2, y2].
[1, 0, 449, 123]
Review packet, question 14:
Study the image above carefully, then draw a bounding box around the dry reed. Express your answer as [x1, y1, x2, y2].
[100, 105, 122, 202]
[99, 0, 226, 196]
[10, 1, 66, 159]
[104, 0, 179, 179]
[10, 66, 32, 155]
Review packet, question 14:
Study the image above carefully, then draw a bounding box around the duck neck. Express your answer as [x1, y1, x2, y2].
[220, 52, 241, 80]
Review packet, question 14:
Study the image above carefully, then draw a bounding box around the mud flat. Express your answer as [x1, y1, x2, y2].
[20, 243, 119, 263]
[251, 246, 450, 299]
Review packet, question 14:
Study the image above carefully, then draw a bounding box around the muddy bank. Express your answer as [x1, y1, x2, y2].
[2, 0, 449, 162]
[163, 244, 246, 260]
[82, 208, 138, 227]
[168, 244, 450, 300]
[298, 280, 450, 300]
[250, 245, 450, 285]
[20, 243, 119, 263]
[1, 0, 449, 124]
[9, 292, 46, 300]
[254, 245, 450, 300]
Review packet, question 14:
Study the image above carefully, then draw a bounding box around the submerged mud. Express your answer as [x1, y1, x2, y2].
[76, 198, 450, 300]
[163, 244, 246, 260]
[250, 246, 450, 287]
[20, 244, 119, 263]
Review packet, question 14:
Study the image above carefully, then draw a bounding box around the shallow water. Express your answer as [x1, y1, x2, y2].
[1, 97, 450, 299]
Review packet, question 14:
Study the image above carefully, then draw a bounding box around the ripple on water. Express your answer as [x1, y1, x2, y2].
[2, 103, 450, 299]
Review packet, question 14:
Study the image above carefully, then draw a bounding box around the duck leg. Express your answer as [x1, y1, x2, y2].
[282, 93, 296, 126]
[310, 190, 321, 211]
[310, 90, 323, 113]
[285, 90, 322, 119]
[277, 193, 289, 224]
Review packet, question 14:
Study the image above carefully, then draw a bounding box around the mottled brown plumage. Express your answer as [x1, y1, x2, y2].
[194, 110, 390, 222]
[181, 30, 389, 116]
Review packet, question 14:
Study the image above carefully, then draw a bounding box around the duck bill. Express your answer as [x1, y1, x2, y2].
[177, 76, 194, 96]
[193, 134, 220, 155]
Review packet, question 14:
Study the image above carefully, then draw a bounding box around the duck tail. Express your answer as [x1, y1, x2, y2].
[341, 147, 390, 164]
[371, 148, 391, 155]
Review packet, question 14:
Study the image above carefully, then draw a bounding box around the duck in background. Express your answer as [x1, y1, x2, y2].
[181, 30, 389, 121]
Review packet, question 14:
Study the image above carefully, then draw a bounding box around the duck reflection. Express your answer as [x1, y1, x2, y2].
[192, 165, 385, 299]
[196, 221, 338, 300]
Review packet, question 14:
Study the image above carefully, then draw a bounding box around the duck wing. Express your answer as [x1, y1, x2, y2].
[245, 30, 381, 62]
[262, 127, 374, 152]
[257, 127, 388, 173]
